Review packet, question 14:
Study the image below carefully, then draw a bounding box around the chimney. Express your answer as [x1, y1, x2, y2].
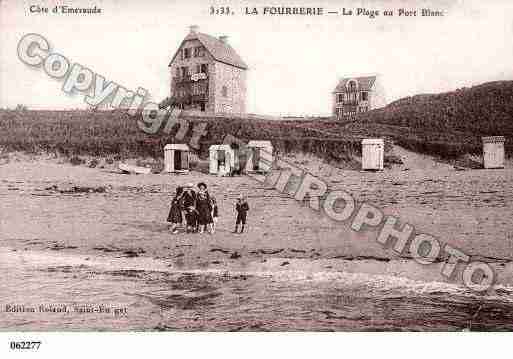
[189, 25, 199, 33]
[219, 35, 229, 44]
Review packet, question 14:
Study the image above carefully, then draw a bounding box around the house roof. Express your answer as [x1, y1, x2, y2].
[333, 76, 376, 93]
[164, 144, 190, 151]
[209, 144, 234, 151]
[169, 32, 248, 70]
[362, 138, 384, 145]
[248, 140, 273, 149]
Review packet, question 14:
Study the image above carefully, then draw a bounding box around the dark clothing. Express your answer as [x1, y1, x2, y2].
[181, 190, 196, 209]
[167, 197, 182, 224]
[182, 190, 197, 229]
[196, 191, 213, 225]
[236, 212, 247, 225]
[185, 207, 198, 229]
[235, 201, 249, 225]
[236, 201, 249, 214]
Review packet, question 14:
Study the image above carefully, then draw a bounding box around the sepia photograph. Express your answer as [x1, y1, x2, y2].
[1, 0, 513, 352]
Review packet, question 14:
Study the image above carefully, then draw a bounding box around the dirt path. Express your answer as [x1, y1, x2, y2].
[391, 145, 454, 171]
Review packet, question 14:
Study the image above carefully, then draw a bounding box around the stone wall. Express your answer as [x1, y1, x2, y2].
[212, 61, 247, 114]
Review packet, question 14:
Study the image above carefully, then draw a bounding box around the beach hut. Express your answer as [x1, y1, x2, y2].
[209, 144, 236, 176]
[482, 136, 505, 169]
[246, 140, 273, 173]
[164, 144, 190, 173]
[361, 138, 384, 171]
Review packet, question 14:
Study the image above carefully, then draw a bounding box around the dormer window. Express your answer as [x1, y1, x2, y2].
[183, 48, 191, 59]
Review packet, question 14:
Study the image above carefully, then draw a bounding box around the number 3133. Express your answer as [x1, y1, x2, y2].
[210, 6, 233, 15]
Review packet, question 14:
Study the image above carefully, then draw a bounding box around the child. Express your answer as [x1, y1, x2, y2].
[211, 196, 219, 233]
[167, 187, 183, 234]
[185, 205, 199, 233]
[233, 194, 249, 234]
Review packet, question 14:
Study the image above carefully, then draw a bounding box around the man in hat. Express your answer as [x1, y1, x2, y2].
[196, 182, 214, 234]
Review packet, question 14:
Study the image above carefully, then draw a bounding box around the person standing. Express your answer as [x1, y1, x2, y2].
[167, 186, 183, 234]
[182, 183, 197, 233]
[196, 182, 213, 234]
[211, 196, 219, 233]
[233, 194, 249, 234]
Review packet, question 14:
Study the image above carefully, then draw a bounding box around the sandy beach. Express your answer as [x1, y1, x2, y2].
[1, 152, 513, 330]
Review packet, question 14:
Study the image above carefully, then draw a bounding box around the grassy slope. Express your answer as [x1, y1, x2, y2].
[298, 81, 513, 158]
[1, 81, 512, 161]
[0, 110, 361, 162]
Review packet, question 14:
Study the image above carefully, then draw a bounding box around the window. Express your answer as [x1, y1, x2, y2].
[194, 46, 205, 57]
[195, 64, 208, 74]
[181, 66, 189, 78]
[337, 93, 344, 103]
[348, 80, 357, 92]
[183, 48, 190, 59]
[222, 85, 228, 97]
[361, 91, 368, 101]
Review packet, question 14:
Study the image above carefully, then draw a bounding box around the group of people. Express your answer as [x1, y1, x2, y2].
[167, 182, 249, 234]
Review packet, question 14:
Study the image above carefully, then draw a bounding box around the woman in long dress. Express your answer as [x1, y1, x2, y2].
[181, 183, 197, 233]
[167, 186, 183, 234]
[196, 182, 213, 234]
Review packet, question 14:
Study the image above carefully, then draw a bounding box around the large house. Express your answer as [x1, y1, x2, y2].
[332, 75, 386, 120]
[168, 25, 248, 114]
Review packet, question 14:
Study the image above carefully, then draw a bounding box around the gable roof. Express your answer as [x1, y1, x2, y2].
[164, 144, 190, 151]
[333, 76, 377, 93]
[169, 32, 248, 70]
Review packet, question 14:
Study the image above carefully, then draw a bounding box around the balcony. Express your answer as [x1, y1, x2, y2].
[173, 75, 191, 84]
[173, 91, 208, 104]
[191, 93, 208, 101]
[173, 72, 208, 84]
[342, 99, 359, 105]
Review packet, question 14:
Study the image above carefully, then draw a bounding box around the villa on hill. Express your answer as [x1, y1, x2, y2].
[332, 75, 386, 120]
[168, 25, 248, 114]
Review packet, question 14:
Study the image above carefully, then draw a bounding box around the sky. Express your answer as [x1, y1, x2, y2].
[1, 0, 513, 115]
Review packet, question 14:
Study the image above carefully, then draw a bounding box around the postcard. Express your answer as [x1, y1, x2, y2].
[1, 0, 513, 353]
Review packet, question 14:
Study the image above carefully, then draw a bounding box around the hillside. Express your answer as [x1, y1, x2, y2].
[0, 81, 511, 162]
[299, 81, 513, 157]
[0, 110, 362, 163]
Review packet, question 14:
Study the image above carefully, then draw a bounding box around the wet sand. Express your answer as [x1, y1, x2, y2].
[1, 156, 513, 330]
